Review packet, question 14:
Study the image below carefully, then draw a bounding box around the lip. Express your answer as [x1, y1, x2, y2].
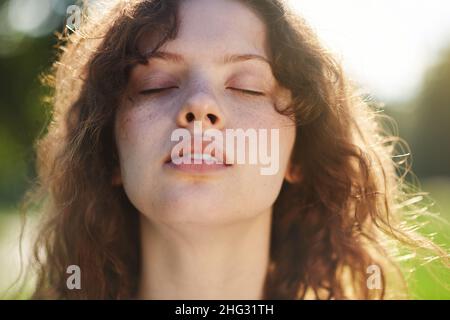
[164, 160, 231, 173]
[163, 139, 232, 174]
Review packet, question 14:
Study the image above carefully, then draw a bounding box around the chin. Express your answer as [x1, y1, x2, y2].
[147, 196, 242, 226]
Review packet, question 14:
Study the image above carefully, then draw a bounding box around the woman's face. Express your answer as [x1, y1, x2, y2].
[114, 0, 296, 226]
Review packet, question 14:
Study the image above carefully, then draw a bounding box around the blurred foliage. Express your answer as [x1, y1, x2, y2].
[0, 0, 73, 205]
[0, 37, 53, 204]
[384, 46, 450, 178]
[380, 46, 450, 299]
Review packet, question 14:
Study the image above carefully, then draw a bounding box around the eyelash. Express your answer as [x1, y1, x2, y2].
[139, 87, 265, 97]
[230, 88, 265, 97]
[139, 87, 178, 95]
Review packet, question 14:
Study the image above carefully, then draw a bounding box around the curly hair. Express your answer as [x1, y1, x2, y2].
[19, 0, 447, 299]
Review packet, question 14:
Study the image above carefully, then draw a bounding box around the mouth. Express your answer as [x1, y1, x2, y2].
[164, 141, 233, 173]
[169, 152, 225, 164]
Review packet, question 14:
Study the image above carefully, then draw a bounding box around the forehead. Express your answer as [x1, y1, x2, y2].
[139, 0, 270, 63]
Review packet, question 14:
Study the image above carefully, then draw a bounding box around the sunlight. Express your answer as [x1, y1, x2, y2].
[288, 0, 450, 101]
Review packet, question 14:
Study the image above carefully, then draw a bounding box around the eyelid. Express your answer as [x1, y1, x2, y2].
[228, 87, 265, 96]
[226, 75, 269, 96]
[139, 86, 178, 95]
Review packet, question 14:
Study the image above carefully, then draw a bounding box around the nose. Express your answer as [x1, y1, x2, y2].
[176, 90, 225, 130]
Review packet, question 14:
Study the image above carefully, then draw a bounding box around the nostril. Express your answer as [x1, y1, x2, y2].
[207, 113, 218, 124]
[186, 112, 195, 122]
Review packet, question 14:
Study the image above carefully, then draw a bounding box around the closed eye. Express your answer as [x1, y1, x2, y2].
[228, 88, 265, 96]
[139, 86, 178, 95]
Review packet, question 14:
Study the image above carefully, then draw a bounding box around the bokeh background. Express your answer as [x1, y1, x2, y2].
[0, 0, 449, 299]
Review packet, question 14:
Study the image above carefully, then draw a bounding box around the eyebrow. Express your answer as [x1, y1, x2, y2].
[146, 50, 272, 67]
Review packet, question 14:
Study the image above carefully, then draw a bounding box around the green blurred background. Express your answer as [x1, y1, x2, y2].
[0, 0, 449, 299]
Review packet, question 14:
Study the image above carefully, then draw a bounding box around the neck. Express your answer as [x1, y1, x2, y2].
[137, 209, 272, 299]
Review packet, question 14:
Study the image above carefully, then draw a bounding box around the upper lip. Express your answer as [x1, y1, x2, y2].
[164, 139, 231, 165]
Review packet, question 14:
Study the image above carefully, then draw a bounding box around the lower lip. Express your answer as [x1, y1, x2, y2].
[164, 161, 231, 173]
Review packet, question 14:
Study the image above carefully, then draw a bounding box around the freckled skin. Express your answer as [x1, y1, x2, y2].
[114, 0, 296, 226]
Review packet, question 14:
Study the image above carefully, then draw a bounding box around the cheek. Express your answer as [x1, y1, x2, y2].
[114, 106, 164, 185]
[116, 103, 154, 145]
[114, 107, 167, 215]
[115, 111, 144, 169]
[115, 101, 167, 157]
[226, 96, 296, 177]
[234, 116, 296, 213]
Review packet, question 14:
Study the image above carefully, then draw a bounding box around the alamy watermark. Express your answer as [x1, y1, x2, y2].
[66, 265, 81, 290]
[366, 264, 382, 290]
[170, 121, 280, 175]
[66, 5, 81, 31]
